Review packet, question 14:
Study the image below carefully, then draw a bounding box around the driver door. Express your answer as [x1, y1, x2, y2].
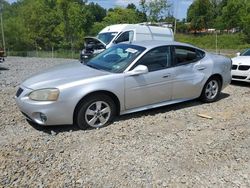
[125, 46, 173, 110]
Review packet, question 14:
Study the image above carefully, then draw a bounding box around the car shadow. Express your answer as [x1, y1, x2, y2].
[115, 92, 230, 122]
[27, 92, 230, 134]
[27, 120, 81, 134]
[231, 80, 250, 87]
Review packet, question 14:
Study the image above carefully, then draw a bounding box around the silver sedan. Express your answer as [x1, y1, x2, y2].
[15, 41, 232, 129]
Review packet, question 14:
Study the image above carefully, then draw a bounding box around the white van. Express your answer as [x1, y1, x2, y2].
[80, 24, 174, 61]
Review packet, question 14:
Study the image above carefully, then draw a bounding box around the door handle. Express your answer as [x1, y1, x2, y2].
[163, 74, 171, 78]
[197, 66, 206, 70]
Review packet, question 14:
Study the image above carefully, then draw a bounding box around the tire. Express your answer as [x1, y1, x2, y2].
[200, 77, 221, 103]
[76, 94, 116, 130]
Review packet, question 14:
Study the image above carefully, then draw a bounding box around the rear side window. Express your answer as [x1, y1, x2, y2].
[173, 46, 205, 66]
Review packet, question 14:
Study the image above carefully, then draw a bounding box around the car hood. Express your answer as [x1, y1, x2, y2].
[232, 56, 250, 65]
[22, 61, 109, 90]
[84, 37, 106, 47]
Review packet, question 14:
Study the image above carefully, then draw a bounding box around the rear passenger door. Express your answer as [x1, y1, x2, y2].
[171, 46, 206, 100]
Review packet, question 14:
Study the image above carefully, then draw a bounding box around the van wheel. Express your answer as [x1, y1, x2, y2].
[76, 94, 116, 130]
[200, 77, 221, 103]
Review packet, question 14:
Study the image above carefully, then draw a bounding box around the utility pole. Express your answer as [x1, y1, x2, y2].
[0, 4, 6, 53]
[174, 0, 179, 36]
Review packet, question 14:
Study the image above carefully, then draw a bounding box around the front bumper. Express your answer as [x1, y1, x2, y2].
[15, 86, 74, 125]
[231, 65, 250, 83]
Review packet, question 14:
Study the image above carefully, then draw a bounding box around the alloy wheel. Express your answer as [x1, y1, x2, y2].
[205, 80, 219, 100]
[85, 101, 111, 128]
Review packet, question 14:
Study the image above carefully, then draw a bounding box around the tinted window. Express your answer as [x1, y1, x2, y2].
[115, 31, 134, 43]
[173, 46, 205, 66]
[97, 32, 118, 45]
[132, 46, 171, 72]
[241, 49, 250, 56]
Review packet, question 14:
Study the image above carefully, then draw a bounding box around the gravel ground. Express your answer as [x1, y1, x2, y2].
[0, 57, 250, 187]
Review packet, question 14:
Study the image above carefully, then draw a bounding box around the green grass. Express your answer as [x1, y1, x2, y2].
[7, 34, 250, 59]
[175, 33, 250, 51]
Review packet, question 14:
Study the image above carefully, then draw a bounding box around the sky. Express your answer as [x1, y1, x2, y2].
[6, 0, 193, 19]
[88, 0, 193, 19]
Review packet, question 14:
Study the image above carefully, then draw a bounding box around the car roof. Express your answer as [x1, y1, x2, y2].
[129, 40, 203, 51]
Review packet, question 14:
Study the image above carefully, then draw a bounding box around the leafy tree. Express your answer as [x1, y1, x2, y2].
[4, 17, 33, 51]
[239, 0, 250, 42]
[221, 0, 244, 29]
[90, 6, 146, 36]
[127, 3, 147, 23]
[127, 3, 136, 10]
[187, 0, 213, 31]
[88, 2, 106, 22]
[139, 0, 170, 22]
[102, 8, 143, 25]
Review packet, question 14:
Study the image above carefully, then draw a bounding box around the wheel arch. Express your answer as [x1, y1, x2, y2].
[73, 90, 121, 125]
[209, 73, 223, 86]
[199, 73, 223, 102]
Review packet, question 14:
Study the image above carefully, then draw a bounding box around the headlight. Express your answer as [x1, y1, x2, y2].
[29, 88, 59, 101]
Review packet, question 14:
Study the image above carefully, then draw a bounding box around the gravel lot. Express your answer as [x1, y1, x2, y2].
[0, 57, 250, 187]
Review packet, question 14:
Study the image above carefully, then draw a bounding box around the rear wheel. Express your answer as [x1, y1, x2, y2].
[76, 94, 116, 130]
[200, 77, 221, 103]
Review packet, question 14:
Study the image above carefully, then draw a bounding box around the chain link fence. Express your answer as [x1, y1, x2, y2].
[6, 49, 81, 59]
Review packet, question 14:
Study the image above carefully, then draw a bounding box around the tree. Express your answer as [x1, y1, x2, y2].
[187, 0, 213, 31]
[88, 2, 106, 22]
[221, 0, 244, 29]
[239, 0, 250, 42]
[127, 3, 136, 10]
[102, 8, 143, 25]
[139, 0, 170, 22]
[127, 3, 147, 23]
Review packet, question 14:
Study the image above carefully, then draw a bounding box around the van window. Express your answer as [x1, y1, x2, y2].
[97, 32, 118, 45]
[115, 31, 134, 43]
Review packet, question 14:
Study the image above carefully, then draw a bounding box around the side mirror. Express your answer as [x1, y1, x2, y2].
[236, 52, 241, 56]
[127, 65, 148, 76]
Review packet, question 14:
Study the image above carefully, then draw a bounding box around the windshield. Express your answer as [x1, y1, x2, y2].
[97, 32, 118, 45]
[86, 44, 146, 73]
[241, 49, 250, 56]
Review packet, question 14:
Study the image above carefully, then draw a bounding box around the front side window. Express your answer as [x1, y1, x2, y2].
[115, 31, 134, 43]
[97, 32, 118, 45]
[131, 46, 171, 72]
[173, 46, 205, 66]
[86, 44, 145, 73]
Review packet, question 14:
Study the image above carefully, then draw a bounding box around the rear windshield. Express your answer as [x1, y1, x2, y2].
[241, 49, 250, 56]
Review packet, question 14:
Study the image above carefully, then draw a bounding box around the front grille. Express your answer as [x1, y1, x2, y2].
[238, 65, 250, 71]
[232, 75, 247, 80]
[16, 88, 23, 97]
[232, 65, 238, 70]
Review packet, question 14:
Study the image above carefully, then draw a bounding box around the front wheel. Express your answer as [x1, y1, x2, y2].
[76, 94, 116, 130]
[200, 77, 221, 103]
